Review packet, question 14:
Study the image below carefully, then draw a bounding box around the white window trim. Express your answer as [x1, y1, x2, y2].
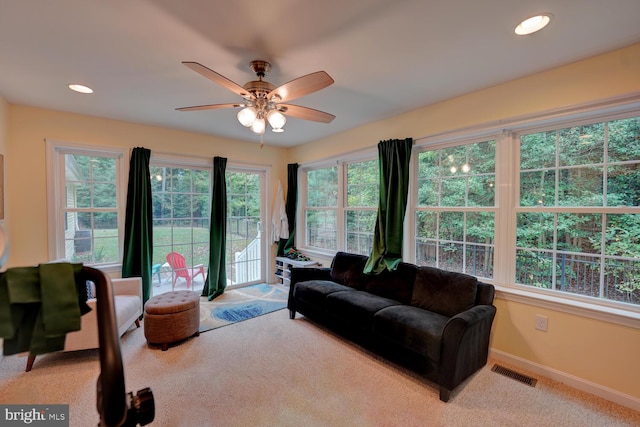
[45, 139, 128, 273]
[495, 285, 640, 329]
[300, 161, 342, 254]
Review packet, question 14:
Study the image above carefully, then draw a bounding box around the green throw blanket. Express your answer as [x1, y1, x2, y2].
[0, 263, 91, 356]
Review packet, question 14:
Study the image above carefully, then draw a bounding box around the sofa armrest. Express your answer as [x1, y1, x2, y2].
[438, 304, 497, 397]
[287, 267, 332, 316]
[111, 277, 143, 299]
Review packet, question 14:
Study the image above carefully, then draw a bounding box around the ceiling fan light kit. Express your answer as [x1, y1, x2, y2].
[177, 60, 335, 141]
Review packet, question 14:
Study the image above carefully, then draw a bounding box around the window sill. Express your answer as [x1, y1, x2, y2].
[87, 263, 122, 276]
[494, 284, 640, 330]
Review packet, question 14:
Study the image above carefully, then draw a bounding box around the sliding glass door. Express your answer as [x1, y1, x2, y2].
[226, 168, 266, 287]
[150, 162, 210, 295]
[149, 158, 266, 293]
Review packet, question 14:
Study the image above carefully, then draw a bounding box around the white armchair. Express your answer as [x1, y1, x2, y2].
[26, 276, 143, 371]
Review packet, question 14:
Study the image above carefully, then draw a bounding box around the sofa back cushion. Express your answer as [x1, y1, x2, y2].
[411, 267, 477, 317]
[330, 252, 417, 303]
[330, 252, 368, 290]
[364, 262, 417, 304]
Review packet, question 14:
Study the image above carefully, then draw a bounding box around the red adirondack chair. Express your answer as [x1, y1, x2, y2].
[166, 252, 205, 291]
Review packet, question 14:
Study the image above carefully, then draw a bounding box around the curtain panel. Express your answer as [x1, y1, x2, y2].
[364, 138, 413, 274]
[277, 163, 299, 256]
[122, 147, 153, 305]
[202, 156, 227, 300]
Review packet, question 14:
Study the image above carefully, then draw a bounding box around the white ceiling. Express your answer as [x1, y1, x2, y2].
[1, 1, 639, 147]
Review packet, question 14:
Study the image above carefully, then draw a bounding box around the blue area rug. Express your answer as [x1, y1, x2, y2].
[199, 283, 288, 332]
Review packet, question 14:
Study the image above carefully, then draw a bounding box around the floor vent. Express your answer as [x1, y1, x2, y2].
[491, 364, 537, 387]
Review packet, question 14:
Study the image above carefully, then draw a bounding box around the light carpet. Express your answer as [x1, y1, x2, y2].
[198, 283, 288, 333]
[1, 312, 639, 427]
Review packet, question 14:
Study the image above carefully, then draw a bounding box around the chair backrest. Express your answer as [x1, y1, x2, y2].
[166, 252, 187, 270]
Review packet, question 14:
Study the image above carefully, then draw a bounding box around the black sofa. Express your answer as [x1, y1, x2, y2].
[287, 252, 496, 402]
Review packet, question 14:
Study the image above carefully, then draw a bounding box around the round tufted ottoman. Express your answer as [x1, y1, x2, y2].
[144, 291, 200, 350]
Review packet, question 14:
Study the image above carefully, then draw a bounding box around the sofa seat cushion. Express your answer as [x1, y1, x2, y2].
[114, 294, 142, 325]
[373, 305, 449, 362]
[326, 291, 401, 331]
[293, 280, 354, 311]
[411, 267, 477, 317]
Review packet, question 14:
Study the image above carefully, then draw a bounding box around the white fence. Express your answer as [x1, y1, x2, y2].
[234, 233, 262, 283]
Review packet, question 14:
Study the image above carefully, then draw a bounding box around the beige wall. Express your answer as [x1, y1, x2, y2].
[0, 96, 6, 362]
[0, 96, 6, 259]
[6, 106, 289, 268]
[0, 96, 6, 153]
[289, 43, 640, 405]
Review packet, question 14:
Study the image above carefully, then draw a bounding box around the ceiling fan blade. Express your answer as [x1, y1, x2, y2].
[182, 61, 254, 99]
[279, 104, 335, 123]
[175, 103, 243, 112]
[268, 71, 334, 103]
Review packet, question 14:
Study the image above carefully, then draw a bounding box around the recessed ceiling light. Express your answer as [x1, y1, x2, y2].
[68, 84, 93, 94]
[515, 13, 552, 36]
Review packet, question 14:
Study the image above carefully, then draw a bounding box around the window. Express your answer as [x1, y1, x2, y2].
[305, 166, 338, 251]
[346, 159, 378, 255]
[47, 141, 126, 266]
[303, 157, 378, 255]
[414, 140, 496, 279]
[516, 115, 640, 306]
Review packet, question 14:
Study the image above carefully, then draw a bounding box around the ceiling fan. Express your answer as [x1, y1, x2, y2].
[176, 60, 335, 137]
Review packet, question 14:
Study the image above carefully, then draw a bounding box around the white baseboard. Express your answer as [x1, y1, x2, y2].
[489, 349, 640, 412]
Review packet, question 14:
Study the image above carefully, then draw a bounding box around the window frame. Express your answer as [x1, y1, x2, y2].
[299, 151, 378, 256]
[410, 135, 498, 280]
[225, 163, 269, 288]
[511, 111, 640, 312]
[150, 153, 213, 289]
[46, 139, 127, 273]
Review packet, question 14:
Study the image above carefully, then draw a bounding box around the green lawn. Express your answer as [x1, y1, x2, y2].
[90, 227, 252, 267]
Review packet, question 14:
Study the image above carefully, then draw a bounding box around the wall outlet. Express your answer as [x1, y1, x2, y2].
[535, 314, 548, 332]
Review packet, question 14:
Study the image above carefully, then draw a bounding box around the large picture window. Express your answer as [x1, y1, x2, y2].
[414, 140, 496, 279]
[516, 116, 640, 306]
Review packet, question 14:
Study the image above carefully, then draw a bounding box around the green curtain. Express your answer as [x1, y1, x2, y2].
[364, 138, 413, 274]
[122, 147, 153, 305]
[277, 163, 299, 256]
[202, 156, 227, 301]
